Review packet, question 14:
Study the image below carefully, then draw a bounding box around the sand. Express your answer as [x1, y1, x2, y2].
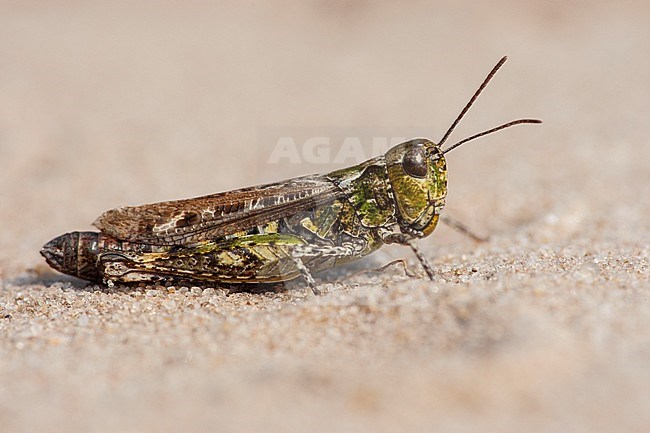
[1, 1, 649, 432]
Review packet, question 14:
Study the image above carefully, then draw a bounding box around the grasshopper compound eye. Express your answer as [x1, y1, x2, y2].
[402, 146, 428, 178]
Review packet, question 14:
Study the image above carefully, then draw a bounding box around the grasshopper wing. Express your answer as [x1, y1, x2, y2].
[93, 175, 345, 246]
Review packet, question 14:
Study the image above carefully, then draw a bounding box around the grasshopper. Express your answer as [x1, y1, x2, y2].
[41, 56, 540, 293]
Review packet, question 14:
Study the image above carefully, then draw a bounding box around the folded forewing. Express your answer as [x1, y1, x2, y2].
[93, 175, 344, 246]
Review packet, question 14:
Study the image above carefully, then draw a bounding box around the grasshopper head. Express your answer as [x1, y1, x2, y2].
[383, 57, 542, 238]
[386, 139, 447, 237]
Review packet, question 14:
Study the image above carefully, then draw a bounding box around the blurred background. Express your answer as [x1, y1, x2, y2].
[0, 1, 649, 432]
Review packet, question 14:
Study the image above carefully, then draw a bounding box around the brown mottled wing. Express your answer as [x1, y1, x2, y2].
[93, 175, 344, 246]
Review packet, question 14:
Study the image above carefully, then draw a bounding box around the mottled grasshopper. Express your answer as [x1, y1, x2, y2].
[41, 56, 540, 293]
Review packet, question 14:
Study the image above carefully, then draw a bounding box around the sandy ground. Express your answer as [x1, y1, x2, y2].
[1, 1, 649, 432]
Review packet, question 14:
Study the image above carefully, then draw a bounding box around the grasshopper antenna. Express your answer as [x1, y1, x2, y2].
[437, 56, 541, 153]
[438, 56, 508, 147]
[443, 118, 541, 154]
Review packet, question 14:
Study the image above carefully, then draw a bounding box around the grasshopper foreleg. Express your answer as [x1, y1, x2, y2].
[380, 232, 436, 281]
[441, 215, 488, 242]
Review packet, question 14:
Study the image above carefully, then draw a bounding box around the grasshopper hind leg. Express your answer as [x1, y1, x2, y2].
[99, 252, 167, 285]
